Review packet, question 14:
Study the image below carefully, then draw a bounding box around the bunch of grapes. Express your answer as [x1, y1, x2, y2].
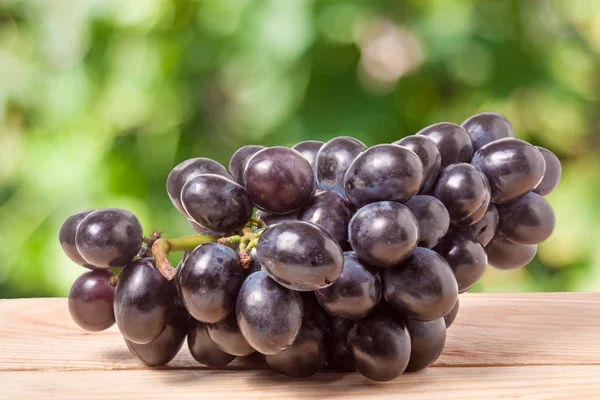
[59, 112, 561, 382]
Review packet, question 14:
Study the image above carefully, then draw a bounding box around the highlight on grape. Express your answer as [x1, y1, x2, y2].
[59, 112, 560, 382]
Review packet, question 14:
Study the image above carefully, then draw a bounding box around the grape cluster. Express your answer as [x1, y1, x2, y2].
[60, 112, 561, 382]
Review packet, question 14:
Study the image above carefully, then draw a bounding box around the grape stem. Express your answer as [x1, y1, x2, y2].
[152, 234, 219, 280]
[248, 217, 267, 229]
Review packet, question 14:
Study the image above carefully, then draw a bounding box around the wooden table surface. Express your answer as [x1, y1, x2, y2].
[0, 293, 599, 399]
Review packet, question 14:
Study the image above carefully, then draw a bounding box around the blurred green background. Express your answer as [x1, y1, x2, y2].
[1, 0, 599, 298]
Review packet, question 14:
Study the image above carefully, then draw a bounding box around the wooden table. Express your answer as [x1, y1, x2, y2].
[0, 293, 599, 399]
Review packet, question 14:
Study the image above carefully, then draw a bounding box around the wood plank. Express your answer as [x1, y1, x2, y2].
[0, 293, 599, 372]
[2, 366, 600, 399]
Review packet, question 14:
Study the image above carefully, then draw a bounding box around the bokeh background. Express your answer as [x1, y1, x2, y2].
[1, 0, 599, 298]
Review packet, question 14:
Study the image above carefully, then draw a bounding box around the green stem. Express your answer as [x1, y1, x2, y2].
[152, 234, 219, 280]
[249, 217, 267, 229]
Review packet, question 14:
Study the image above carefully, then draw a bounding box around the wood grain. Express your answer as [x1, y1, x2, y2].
[2, 366, 600, 399]
[0, 293, 599, 399]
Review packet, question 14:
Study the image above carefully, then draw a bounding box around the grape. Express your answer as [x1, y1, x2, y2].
[75, 208, 143, 269]
[293, 140, 324, 168]
[348, 201, 419, 268]
[443, 298, 459, 328]
[434, 230, 487, 293]
[59, 210, 97, 268]
[257, 221, 344, 291]
[207, 313, 255, 356]
[344, 144, 423, 207]
[464, 204, 499, 247]
[433, 163, 490, 223]
[265, 308, 330, 378]
[328, 317, 354, 372]
[68, 269, 115, 332]
[188, 319, 236, 367]
[255, 209, 298, 226]
[533, 147, 562, 197]
[394, 135, 442, 194]
[297, 190, 354, 246]
[347, 311, 411, 382]
[381, 247, 458, 321]
[461, 112, 515, 151]
[177, 243, 242, 323]
[405, 195, 450, 249]
[471, 138, 546, 204]
[114, 258, 174, 344]
[455, 187, 491, 227]
[486, 235, 538, 270]
[292, 140, 324, 188]
[417, 122, 473, 167]
[497, 193, 555, 246]
[167, 158, 233, 215]
[187, 219, 225, 236]
[316, 136, 366, 195]
[229, 145, 266, 185]
[315, 252, 381, 320]
[405, 317, 446, 372]
[236, 271, 303, 355]
[181, 174, 253, 233]
[244, 147, 315, 214]
[125, 299, 189, 367]
[242, 248, 263, 280]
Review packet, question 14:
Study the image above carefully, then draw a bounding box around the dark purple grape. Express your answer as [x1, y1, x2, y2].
[486, 235, 538, 270]
[471, 138, 546, 204]
[236, 271, 303, 355]
[344, 144, 423, 208]
[315, 252, 381, 320]
[177, 243, 242, 323]
[59, 210, 97, 269]
[187, 219, 225, 236]
[381, 247, 458, 321]
[465, 204, 499, 247]
[68, 269, 115, 332]
[229, 145, 266, 185]
[394, 135, 442, 194]
[434, 163, 490, 223]
[293, 140, 324, 188]
[461, 112, 515, 151]
[242, 248, 263, 279]
[181, 174, 253, 233]
[444, 298, 459, 328]
[255, 209, 298, 226]
[188, 319, 236, 367]
[434, 230, 487, 293]
[405, 195, 450, 249]
[405, 317, 446, 372]
[348, 202, 419, 268]
[167, 158, 232, 215]
[125, 299, 189, 366]
[297, 190, 353, 246]
[257, 221, 343, 291]
[244, 147, 315, 214]
[328, 317, 354, 372]
[497, 192, 555, 246]
[114, 258, 174, 344]
[207, 313, 255, 356]
[265, 308, 330, 378]
[533, 147, 562, 197]
[75, 208, 143, 269]
[347, 311, 411, 382]
[316, 136, 366, 195]
[455, 186, 491, 226]
[418, 122, 473, 167]
[293, 140, 324, 168]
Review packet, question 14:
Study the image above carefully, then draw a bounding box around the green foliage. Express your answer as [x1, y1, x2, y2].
[0, 0, 598, 297]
